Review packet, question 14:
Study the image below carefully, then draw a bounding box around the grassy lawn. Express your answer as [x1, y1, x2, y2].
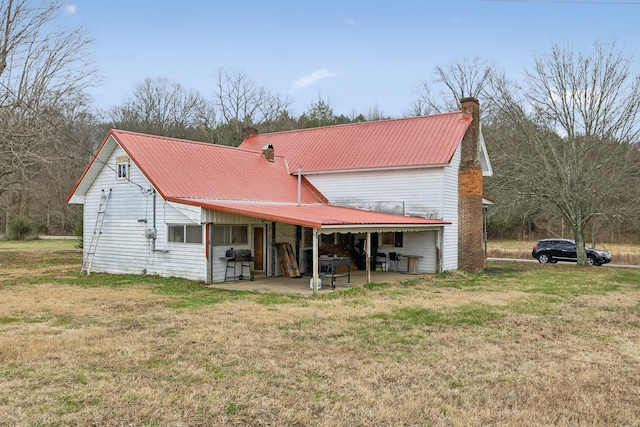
[0, 238, 78, 251]
[1, 247, 639, 425]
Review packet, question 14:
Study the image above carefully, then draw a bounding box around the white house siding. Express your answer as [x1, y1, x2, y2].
[400, 231, 438, 273]
[84, 146, 206, 281]
[210, 239, 252, 283]
[305, 165, 458, 271]
[306, 168, 446, 220]
[203, 210, 270, 282]
[441, 145, 461, 271]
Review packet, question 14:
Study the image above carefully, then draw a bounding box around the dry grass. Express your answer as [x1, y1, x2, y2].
[1, 250, 640, 426]
[488, 239, 640, 265]
[0, 238, 78, 251]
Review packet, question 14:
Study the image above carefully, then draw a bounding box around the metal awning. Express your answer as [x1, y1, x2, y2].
[170, 198, 449, 294]
[168, 198, 449, 232]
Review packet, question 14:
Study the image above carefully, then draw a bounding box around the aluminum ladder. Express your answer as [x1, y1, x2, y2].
[80, 189, 112, 274]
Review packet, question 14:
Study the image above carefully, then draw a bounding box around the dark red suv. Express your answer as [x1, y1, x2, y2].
[532, 239, 611, 266]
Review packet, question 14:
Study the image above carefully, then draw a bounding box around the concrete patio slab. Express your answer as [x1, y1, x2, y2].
[206, 270, 423, 296]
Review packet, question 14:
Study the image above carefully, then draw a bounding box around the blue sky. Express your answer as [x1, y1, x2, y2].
[66, 0, 640, 118]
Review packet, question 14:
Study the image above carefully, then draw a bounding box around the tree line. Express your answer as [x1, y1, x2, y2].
[2, 1, 640, 264]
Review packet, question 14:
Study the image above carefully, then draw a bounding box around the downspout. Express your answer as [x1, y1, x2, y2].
[152, 189, 157, 252]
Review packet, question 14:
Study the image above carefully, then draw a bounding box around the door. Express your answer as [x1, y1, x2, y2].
[253, 226, 265, 272]
[548, 240, 565, 260]
[563, 241, 577, 260]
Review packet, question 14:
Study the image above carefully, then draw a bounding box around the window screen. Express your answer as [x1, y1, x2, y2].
[168, 225, 202, 244]
[212, 225, 248, 245]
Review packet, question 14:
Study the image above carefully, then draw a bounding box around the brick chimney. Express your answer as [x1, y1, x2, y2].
[262, 144, 274, 162]
[458, 97, 484, 273]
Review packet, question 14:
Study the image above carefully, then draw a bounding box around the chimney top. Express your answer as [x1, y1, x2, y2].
[262, 144, 274, 162]
[461, 97, 479, 116]
[459, 97, 481, 167]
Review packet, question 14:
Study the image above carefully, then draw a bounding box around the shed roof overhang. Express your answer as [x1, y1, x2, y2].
[168, 198, 449, 234]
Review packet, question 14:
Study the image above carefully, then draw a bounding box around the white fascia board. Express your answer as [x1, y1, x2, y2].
[68, 194, 85, 204]
[71, 136, 118, 201]
[479, 127, 493, 177]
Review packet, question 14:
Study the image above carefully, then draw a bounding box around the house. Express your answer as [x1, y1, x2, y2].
[67, 97, 492, 285]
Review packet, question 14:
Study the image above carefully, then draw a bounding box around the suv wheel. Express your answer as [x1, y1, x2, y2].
[587, 257, 596, 266]
[538, 253, 550, 264]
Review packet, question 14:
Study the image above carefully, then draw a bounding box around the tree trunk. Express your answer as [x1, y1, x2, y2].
[574, 226, 588, 266]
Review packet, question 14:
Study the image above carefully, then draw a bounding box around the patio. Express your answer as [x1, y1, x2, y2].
[207, 270, 422, 297]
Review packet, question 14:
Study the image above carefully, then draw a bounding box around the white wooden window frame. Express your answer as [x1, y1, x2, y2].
[168, 224, 203, 244]
[116, 156, 130, 181]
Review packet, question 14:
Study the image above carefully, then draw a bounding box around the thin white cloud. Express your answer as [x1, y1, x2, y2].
[345, 18, 356, 26]
[292, 69, 339, 90]
[65, 4, 77, 15]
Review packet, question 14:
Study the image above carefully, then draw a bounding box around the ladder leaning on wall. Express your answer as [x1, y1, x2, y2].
[80, 189, 112, 275]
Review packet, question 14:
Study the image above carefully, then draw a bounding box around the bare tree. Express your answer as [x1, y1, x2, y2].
[36, 102, 101, 234]
[526, 41, 640, 144]
[408, 56, 494, 116]
[110, 77, 213, 141]
[215, 69, 290, 145]
[0, 0, 57, 75]
[0, 0, 98, 235]
[364, 103, 390, 121]
[489, 41, 640, 264]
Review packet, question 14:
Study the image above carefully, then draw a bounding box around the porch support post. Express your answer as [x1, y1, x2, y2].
[207, 224, 213, 283]
[312, 228, 319, 296]
[365, 232, 371, 284]
[436, 228, 442, 274]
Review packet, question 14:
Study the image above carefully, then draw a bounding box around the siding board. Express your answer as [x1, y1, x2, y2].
[442, 145, 461, 270]
[305, 165, 456, 271]
[84, 146, 206, 281]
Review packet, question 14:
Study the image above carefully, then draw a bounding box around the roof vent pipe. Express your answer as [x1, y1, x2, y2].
[297, 165, 302, 206]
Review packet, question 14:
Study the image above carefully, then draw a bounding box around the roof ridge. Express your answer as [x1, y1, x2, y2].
[170, 197, 325, 205]
[109, 129, 285, 157]
[243, 111, 465, 138]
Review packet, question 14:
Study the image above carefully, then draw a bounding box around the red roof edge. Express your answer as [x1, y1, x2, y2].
[483, 194, 496, 204]
[166, 197, 325, 228]
[66, 130, 115, 203]
[110, 130, 170, 200]
[300, 176, 328, 204]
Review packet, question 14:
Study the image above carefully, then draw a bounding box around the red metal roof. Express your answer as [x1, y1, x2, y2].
[109, 130, 326, 203]
[239, 112, 472, 173]
[169, 199, 449, 229]
[68, 127, 457, 229]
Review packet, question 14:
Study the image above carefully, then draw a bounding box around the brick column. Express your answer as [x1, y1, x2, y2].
[458, 97, 484, 273]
